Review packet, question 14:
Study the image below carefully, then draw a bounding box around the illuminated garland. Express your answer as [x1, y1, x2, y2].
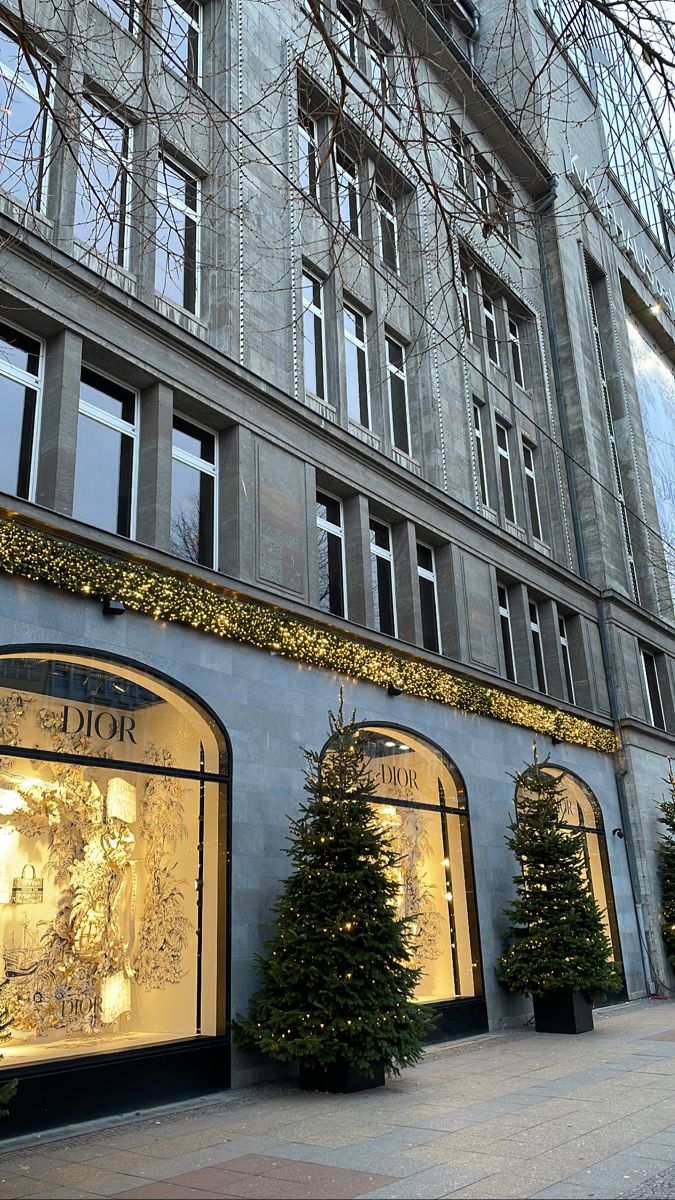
[0, 518, 616, 753]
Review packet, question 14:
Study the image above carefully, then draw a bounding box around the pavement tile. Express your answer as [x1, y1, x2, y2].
[531, 1185, 618, 1199]
[114, 1186, 227, 1200]
[355, 1163, 493, 1199]
[0, 1177, 45, 1199]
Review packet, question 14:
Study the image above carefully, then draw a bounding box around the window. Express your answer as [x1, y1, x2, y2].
[335, 148, 361, 237]
[73, 369, 137, 537]
[0, 27, 51, 208]
[417, 543, 441, 653]
[498, 584, 516, 682]
[316, 491, 346, 617]
[155, 156, 199, 313]
[343, 304, 369, 426]
[369, 32, 395, 107]
[495, 420, 516, 524]
[451, 124, 468, 191]
[529, 600, 547, 693]
[496, 178, 515, 244]
[508, 315, 525, 388]
[460, 268, 472, 340]
[75, 99, 131, 267]
[0, 322, 41, 501]
[163, 0, 201, 80]
[474, 155, 491, 216]
[522, 441, 542, 541]
[370, 519, 396, 637]
[302, 271, 325, 401]
[483, 291, 500, 366]
[93, 0, 135, 30]
[171, 417, 216, 567]
[472, 402, 488, 506]
[559, 615, 576, 705]
[376, 187, 398, 273]
[335, 0, 358, 61]
[641, 647, 666, 729]
[386, 336, 410, 455]
[298, 108, 318, 197]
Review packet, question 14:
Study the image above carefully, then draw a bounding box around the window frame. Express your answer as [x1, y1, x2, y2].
[376, 186, 399, 273]
[460, 268, 473, 341]
[472, 402, 489, 507]
[343, 301, 370, 427]
[529, 599, 548, 694]
[316, 489, 347, 618]
[162, 0, 202, 83]
[92, 0, 136, 33]
[386, 334, 410, 456]
[483, 290, 500, 367]
[522, 439, 542, 541]
[497, 584, 517, 683]
[298, 106, 319, 198]
[508, 313, 525, 388]
[75, 365, 139, 539]
[334, 0, 359, 62]
[75, 97, 133, 269]
[495, 419, 516, 524]
[558, 614, 576, 705]
[0, 320, 44, 503]
[170, 413, 218, 569]
[369, 518, 397, 638]
[417, 541, 441, 654]
[302, 268, 327, 402]
[335, 147, 361, 238]
[0, 26, 52, 212]
[640, 646, 666, 730]
[155, 152, 201, 315]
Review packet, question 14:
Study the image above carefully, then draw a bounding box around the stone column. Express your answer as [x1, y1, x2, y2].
[35, 329, 82, 515]
[136, 382, 173, 549]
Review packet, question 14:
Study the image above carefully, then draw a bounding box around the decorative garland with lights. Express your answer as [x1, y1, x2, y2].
[0, 518, 616, 753]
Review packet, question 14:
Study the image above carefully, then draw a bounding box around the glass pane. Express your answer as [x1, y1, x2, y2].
[373, 554, 395, 635]
[370, 520, 389, 551]
[317, 526, 344, 617]
[75, 102, 127, 263]
[390, 373, 409, 454]
[81, 370, 135, 424]
[171, 456, 214, 567]
[0, 375, 35, 498]
[417, 543, 433, 572]
[345, 332, 368, 425]
[163, 0, 200, 78]
[0, 324, 40, 376]
[0, 31, 48, 206]
[173, 417, 215, 463]
[419, 576, 439, 653]
[316, 491, 340, 527]
[73, 412, 134, 536]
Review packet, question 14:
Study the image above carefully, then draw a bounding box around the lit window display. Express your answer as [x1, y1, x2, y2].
[346, 727, 483, 1005]
[0, 653, 227, 1067]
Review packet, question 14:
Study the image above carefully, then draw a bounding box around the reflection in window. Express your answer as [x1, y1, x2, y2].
[498, 584, 516, 682]
[335, 149, 361, 237]
[483, 290, 499, 366]
[75, 98, 131, 266]
[344, 304, 369, 426]
[171, 417, 216, 567]
[163, 0, 201, 81]
[559, 615, 576, 705]
[73, 369, 137, 537]
[529, 599, 547, 694]
[0, 27, 51, 208]
[641, 647, 666, 729]
[376, 188, 398, 273]
[316, 491, 346, 617]
[347, 727, 484, 1005]
[155, 156, 199, 313]
[417, 542, 440, 653]
[298, 108, 318, 197]
[0, 323, 41, 501]
[302, 271, 325, 401]
[0, 651, 227, 1068]
[370, 519, 396, 637]
[473, 402, 488, 506]
[386, 336, 410, 455]
[496, 420, 515, 524]
[522, 441, 542, 541]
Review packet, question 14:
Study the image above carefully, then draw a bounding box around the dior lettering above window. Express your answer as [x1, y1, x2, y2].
[495, 419, 516, 524]
[73, 369, 137, 538]
[298, 107, 318, 197]
[640, 646, 666, 730]
[343, 304, 369, 426]
[0, 27, 51, 209]
[0, 322, 41, 501]
[370, 518, 397, 637]
[171, 417, 217, 568]
[316, 491, 346, 617]
[417, 542, 441, 653]
[155, 155, 199, 313]
[302, 270, 326, 401]
[163, 0, 201, 81]
[75, 98, 132, 267]
[497, 584, 517, 682]
[386, 335, 410, 455]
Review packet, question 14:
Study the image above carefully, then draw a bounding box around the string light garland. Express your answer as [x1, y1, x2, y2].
[0, 518, 616, 754]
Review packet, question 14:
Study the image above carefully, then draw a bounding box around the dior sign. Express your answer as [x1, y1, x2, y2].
[62, 705, 137, 744]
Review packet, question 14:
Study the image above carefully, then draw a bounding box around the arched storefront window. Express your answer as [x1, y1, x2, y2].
[323, 725, 484, 1017]
[0, 650, 228, 1070]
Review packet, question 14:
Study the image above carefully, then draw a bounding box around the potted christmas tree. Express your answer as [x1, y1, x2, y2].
[497, 749, 621, 1033]
[235, 699, 430, 1091]
[0, 1002, 17, 1118]
[658, 760, 675, 968]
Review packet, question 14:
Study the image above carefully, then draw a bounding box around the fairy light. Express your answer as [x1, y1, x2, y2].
[0, 517, 616, 754]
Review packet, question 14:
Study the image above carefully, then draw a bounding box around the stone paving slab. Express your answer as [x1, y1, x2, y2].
[2, 1000, 675, 1198]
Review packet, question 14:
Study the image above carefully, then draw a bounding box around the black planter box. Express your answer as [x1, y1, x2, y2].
[299, 1060, 385, 1093]
[533, 988, 594, 1034]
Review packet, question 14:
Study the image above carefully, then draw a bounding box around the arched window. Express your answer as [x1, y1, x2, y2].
[0, 649, 228, 1070]
[323, 725, 483, 1009]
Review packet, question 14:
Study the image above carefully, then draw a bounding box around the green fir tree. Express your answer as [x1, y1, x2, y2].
[658, 760, 675, 967]
[0, 1002, 17, 1117]
[497, 749, 622, 1000]
[235, 700, 431, 1075]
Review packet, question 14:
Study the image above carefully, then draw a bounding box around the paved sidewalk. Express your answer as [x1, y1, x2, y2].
[2, 1000, 675, 1199]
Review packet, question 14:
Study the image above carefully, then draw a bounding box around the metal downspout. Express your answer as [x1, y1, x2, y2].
[534, 185, 654, 994]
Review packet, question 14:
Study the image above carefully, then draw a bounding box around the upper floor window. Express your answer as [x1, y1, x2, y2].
[451, 123, 468, 191]
[335, 148, 361, 237]
[93, 0, 135, 31]
[0, 322, 41, 502]
[370, 519, 396, 637]
[163, 0, 201, 82]
[417, 542, 440, 653]
[376, 187, 398, 273]
[298, 107, 318, 197]
[368, 26, 395, 107]
[302, 270, 326, 401]
[529, 599, 547, 693]
[495, 419, 516, 524]
[522, 440, 542, 541]
[343, 304, 369, 426]
[483, 291, 500, 366]
[171, 417, 216, 567]
[386, 336, 409, 455]
[335, 0, 359, 61]
[75, 99, 131, 268]
[473, 402, 488, 507]
[460, 268, 473, 340]
[474, 154, 491, 216]
[155, 155, 199, 313]
[558, 614, 576, 705]
[73, 369, 137, 538]
[0, 28, 51, 209]
[498, 584, 516, 682]
[496, 178, 516, 245]
[641, 647, 666, 730]
[316, 491, 346, 617]
[508, 314, 525, 387]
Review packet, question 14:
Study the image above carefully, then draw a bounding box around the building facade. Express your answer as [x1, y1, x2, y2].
[0, 0, 672, 1133]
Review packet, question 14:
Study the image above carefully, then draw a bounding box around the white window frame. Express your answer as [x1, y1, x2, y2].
[316, 490, 348, 618]
[483, 290, 500, 366]
[77, 366, 139, 539]
[473, 402, 488, 507]
[640, 647, 666, 729]
[0, 321, 44, 503]
[474, 157, 491, 216]
[370, 518, 397, 638]
[155, 153, 201, 314]
[76, 98, 133, 269]
[386, 335, 410, 455]
[0, 28, 52, 212]
[335, 0, 359, 61]
[376, 186, 399, 272]
[496, 419, 516, 524]
[171, 414, 218, 568]
[451, 124, 468, 191]
[558, 614, 576, 705]
[508, 314, 525, 387]
[460, 268, 473, 341]
[302, 269, 326, 401]
[417, 541, 441, 653]
[163, 0, 201, 82]
[498, 584, 517, 682]
[522, 440, 542, 541]
[343, 302, 370, 427]
[335, 148, 361, 237]
[298, 106, 318, 197]
[92, 0, 135, 32]
[529, 599, 548, 694]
